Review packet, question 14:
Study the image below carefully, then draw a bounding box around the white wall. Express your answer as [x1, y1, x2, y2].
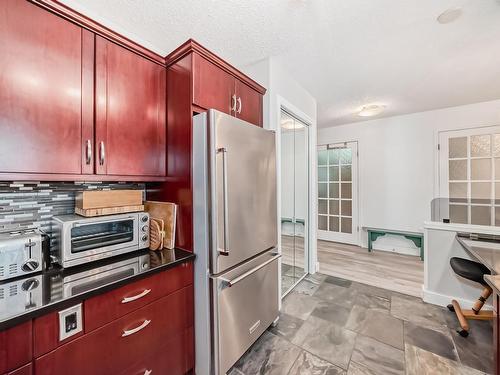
[241, 58, 318, 273]
[318, 99, 500, 253]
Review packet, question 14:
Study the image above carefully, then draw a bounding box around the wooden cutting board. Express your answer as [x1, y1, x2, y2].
[144, 201, 177, 249]
[76, 190, 143, 209]
[75, 205, 144, 217]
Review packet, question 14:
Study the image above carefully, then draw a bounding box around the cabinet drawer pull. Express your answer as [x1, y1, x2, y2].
[85, 139, 92, 164]
[144, 370, 152, 375]
[121, 289, 151, 304]
[237, 96, 242, 114]
[99, 141, 106, 165]
[121, 319, 151, 337]
[231, 94, 237, 113]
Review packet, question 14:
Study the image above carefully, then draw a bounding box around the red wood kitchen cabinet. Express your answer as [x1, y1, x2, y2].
[35, 286, 193, 375]
[192, 53, 235, 115]
[189, 46, 264, 127]
[95, 36, 166, 177]
[234, 79, 264, 126]
[0, 0, 167, 181]
[0, 321, 32, 374]
[0, 0, 94, 176]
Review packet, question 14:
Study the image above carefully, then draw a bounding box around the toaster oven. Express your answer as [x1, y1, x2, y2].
[52, 212, 150, 268]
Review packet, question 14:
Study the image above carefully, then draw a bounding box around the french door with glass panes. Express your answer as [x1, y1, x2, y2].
[317, 142, 358, 244]
[439, 126, 500, 226]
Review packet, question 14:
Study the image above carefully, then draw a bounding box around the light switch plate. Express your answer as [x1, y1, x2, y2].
[58, 303, 83, 341]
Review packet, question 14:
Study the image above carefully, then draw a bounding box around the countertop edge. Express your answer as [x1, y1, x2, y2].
[0, 251, 196, 332]
[485, 275, 500, 295]
[456, 236, 497, 274]
[424, 221, 500, 235]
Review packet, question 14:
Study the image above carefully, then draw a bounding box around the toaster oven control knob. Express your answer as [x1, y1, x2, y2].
[141, 215, 148, 223]
[141, 225, 149, 232]
[142, 235, 148, 242]
[21, 259, 39, 272]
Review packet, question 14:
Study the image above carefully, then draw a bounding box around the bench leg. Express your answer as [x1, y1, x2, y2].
[368, 231, 372, 252]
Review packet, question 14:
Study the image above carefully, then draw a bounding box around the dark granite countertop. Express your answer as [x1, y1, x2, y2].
[0, 248, 195, 331]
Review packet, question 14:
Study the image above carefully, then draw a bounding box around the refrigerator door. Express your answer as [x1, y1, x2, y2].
[209, 110, 277, 274]
[212, 249, 280, 374]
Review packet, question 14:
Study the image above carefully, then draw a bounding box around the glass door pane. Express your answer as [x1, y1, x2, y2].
[317, 142, 358, 244]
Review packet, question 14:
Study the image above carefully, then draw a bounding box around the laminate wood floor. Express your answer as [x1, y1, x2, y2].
[317, 240, 424, 297]
[281, 236, 423, 297]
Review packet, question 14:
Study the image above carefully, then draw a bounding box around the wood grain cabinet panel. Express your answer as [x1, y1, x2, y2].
[6, 363, 32, 375]
[119, 328, 193, 375]
[0, 321, 32, 374]
[192, 53, 234, 115]
[85, 262, 192, 332]
[235, 80, 263, 127]
[95, 36, 166, 177]
[0, 0, 93, 175]
[35, 287, 191, 375]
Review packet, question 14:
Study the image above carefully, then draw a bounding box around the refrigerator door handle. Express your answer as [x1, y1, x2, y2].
[219, 254, 281, 287]
[218, 147, 230, 256]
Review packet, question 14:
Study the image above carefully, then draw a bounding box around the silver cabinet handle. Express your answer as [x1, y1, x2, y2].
[144, 370, 152, 375]
[85, 140, 92, 165]
[121, 319, 151, 337]
[237, 97, 242, 114]
[99, 141, 105, 165]
[217, 147, 229, 256]
[231, 94, 237, 113]
[220, 254, 281, 287]
[121, 289, 151, 304]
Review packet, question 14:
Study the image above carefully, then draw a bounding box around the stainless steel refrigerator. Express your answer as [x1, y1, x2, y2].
[193, 110, 279, 375]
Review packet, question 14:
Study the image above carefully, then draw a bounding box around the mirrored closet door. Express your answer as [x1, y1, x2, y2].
[280, 109, 310, 296]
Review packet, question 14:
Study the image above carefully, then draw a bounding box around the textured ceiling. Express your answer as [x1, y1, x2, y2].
[58, 0, 500, 127]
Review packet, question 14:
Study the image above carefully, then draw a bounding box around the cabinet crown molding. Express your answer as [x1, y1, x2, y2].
[166, 38, 267, 95]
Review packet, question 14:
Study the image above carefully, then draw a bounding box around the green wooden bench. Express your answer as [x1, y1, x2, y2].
[363, 227, 424, 261]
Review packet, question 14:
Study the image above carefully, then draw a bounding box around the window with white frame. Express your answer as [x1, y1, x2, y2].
[439, 126, 500, 226]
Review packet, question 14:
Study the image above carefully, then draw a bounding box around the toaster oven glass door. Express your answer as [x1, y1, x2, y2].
[71, 219, 135, 254]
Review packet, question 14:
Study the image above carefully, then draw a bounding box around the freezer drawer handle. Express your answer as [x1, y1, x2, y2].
[220, 254, 281, 287]
[217, 147, 230, 256]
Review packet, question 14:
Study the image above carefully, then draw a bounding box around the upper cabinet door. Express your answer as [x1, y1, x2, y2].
[95, 37, 166, 176]
[0, 0, 94, 175]
[234, 80, 263, 127]
[192, 53, 234, 115]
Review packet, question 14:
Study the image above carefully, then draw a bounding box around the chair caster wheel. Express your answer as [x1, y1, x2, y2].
[447, 304, 455, 312]
[457, 329, 469, 338]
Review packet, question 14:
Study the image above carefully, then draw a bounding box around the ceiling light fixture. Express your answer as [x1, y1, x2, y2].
[357, 104, 385, 117]
[437, 7, 462, 24]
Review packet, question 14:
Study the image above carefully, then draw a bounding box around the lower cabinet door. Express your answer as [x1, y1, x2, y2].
[35, 287, 191, 375]
[0, 321, 32, 374]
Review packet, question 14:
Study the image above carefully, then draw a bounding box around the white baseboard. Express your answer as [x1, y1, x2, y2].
[422, 286, 492, 310]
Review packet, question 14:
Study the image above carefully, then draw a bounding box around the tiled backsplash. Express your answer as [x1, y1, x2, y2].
[0, 181, 145, 236]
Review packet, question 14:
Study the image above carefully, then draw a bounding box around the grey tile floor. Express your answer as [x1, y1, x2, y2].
[229, 273, 493, 375]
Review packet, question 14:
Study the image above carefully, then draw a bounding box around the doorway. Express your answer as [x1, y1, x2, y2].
[280, 109, 310, 296]
[317, 142, 359, 245]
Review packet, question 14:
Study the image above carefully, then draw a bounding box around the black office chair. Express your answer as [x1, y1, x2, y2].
[448, 257, 493, 337]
